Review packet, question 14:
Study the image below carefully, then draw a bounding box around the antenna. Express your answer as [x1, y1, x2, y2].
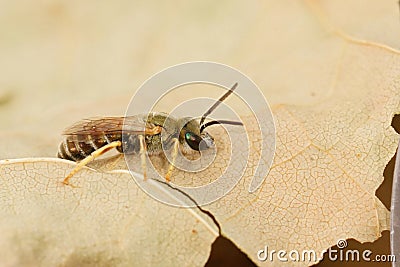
[199, 82, 243, 133]
[199, 82, 238, 126]
[200, 120, 243, 133]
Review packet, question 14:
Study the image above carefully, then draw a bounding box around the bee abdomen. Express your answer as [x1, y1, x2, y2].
[57, 133, 121, 161]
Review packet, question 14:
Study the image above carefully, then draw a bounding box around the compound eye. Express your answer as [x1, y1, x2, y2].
[185, 132, 202, 151]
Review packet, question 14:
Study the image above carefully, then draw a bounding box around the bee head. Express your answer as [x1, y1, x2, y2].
[178, 117, 214, 152]
[177, 82, 244, 152]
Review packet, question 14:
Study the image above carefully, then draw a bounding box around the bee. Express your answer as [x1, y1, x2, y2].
[58, 83, 243, 186]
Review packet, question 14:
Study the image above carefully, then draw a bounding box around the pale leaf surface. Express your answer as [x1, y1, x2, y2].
[0, 1, 399, 267]
[0, 158, 218, 267]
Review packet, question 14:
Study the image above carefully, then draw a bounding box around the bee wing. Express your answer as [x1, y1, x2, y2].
[62, 116, 160, 136]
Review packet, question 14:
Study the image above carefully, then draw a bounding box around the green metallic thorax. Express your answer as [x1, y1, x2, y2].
[143, 112, 201, 154]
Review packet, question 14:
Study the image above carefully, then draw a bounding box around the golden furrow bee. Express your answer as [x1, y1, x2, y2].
[58, 83, 242, 186]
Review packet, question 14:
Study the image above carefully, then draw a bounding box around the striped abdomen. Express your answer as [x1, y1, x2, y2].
[57, 133, 124, 161]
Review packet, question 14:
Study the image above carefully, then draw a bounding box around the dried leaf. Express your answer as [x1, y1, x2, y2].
[0, 158, 218, 266]
[0, 1, 399, 266]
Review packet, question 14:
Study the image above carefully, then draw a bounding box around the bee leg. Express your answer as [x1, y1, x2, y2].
[138, 135, 147, 180]
[63, 141, 122, 186]
[165, 138, 179, 182]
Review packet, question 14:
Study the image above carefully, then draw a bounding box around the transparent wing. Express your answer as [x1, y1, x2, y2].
[62, 116, 159, 136]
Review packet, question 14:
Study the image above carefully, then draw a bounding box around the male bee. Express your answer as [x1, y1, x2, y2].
[58, 83, 242, 186]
